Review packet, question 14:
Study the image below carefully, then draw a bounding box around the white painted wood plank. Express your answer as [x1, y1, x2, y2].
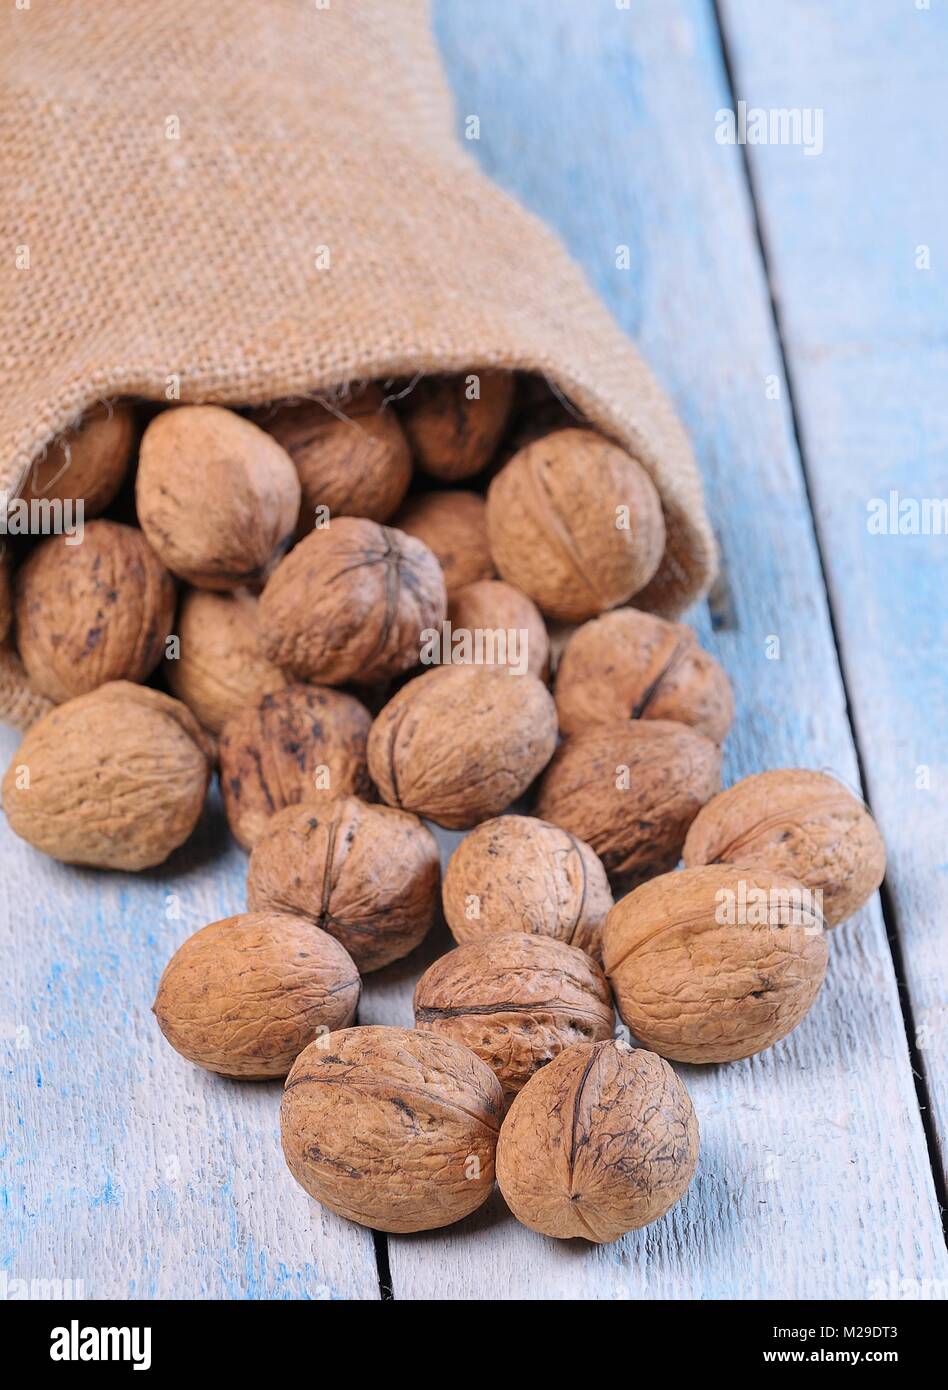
[0, 725, 379, 1300]
[719, 0, 948, 1175]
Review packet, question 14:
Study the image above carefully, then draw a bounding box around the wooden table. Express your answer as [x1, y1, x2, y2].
[3, 0, 946, 1300]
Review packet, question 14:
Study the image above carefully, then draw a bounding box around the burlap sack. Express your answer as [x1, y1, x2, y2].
[1, 0, 716, 728]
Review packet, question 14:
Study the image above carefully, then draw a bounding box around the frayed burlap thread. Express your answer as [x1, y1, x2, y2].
[2, 2, 715, 669]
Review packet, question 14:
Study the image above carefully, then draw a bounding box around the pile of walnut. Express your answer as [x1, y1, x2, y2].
[0, 373, 886, 1243]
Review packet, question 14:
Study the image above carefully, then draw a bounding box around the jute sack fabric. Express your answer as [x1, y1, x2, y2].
[0, 0, 716, 727]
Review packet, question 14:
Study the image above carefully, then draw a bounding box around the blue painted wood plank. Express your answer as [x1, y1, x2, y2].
[719, 0, 948, 1176]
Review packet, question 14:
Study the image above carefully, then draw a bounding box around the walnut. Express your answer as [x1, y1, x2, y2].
[442, 814, 612, 960]
[247, 796, 439, 972]
[683, 769, 885, 927]
[447, 579, 549, 679]
[555, 608, 734, 742]
[153, 911, 360, 1078]
[393, 490, 494, 594]
[25, 403, 135, 517]
[495, 1040, 699, 1241]
[2, 681, 211, 869]
[367, 665, 558, 829]
[486, 429, 666, 621]
[603, 865, 829, 1063]
[413, 932, 614, 1098]
[137, 405, 301, 589]
[164, 587, 286, 734]
[0, 551, 12, 642]
[536, 720, 721, 881]
[258, 385, 412, 532]
[258, 517, 446, 685]
[219, 684, 372, 850]
[14, 520, 176, 703]
[401, 371, 514, 481]
[281, 1025, 503, 1232]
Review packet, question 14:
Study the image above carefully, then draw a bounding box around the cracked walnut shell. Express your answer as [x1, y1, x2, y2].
[219, 684, 372, 850]
[555, 608, 734, 743]
[259, 516, 446, 685]
[258, 385, 412, 532]
[368, 665, 558, 830]
[682, 768, 885, 927]
[247, 797, 439, 973]
[603, 865, 829, 1063]
[15, 520, 176, 704]
[153, 911, 360, 1078]
[486, 428, 666, 622]
[281, 1025, 503, 1233]
[164, 587, 286, 734]
[496, 1040, 699, 1242]
[137, 406, 301, 589]
[442, 814, 613, 960]
[393, 490, 494, 594]
[401, 371, 514, 481]
[536, 720, 721, 881]
[2, 682, 211, 869]
[414, 932, 614, 1098]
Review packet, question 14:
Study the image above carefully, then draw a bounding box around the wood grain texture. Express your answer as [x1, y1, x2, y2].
[718, 0, 948, 1179]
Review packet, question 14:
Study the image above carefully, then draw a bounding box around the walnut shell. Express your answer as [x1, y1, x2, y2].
[536, 720, 721, 881]
[393, 491, 494, 594]
[259, 517, 446, 685]
[368, 666, 558, 830]
[414, 932, 614, 1098]
[259, 385, 412, 532]
[247, 797, 439, 972]
[281, 1025, 503, 1233]
[137, 406, 301, 589]
[14, 520, 176, 703]
[401, 371, 514, 481]
[447, 579, 549, 679]
[24, 403, 134, 516]
[442, 814, 613, 960]
[555, 608, 734, 742]
[2, 681, 211, 869]
[496, 1040, 699, 1241]
[219, 684, 372, 850]
[486, 429, 666, 622]
[603, 865, 829, 1063]
[165, 587, 286, 734]
[153, 911, 360, 1078]
[683, 769, 886, 927]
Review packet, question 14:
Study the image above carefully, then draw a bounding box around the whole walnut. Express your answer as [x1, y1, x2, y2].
[164, 587, 285, 734]
[486, 429, 666, 621]
[394, 490, 494, 594]
[447, 579, 549, 679]
[414, 933, 614, 1098]
[2, 682, 211, 869]
[683, 769, 885, 927]
[603, 865, 829, 1063]
[14, 520, 176, 703]
[442, 814, 612, 960]
[25, 402, 135, 516]
[219, 684, 372, 849]
[153, 912, 360, 1078]
[496, 1040, 699, 1241]
[281, 1025, 503, 1233]
[258, 385, 412, 532]
[401, 371, 514, 481]
[555, 608, 734, 742]
[247, 797, 439, 972]
[536, 720, 721, 881]
[367, 666, 558, 830]
[259, 516, 446, 685]
[137, 406, 301, 589]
